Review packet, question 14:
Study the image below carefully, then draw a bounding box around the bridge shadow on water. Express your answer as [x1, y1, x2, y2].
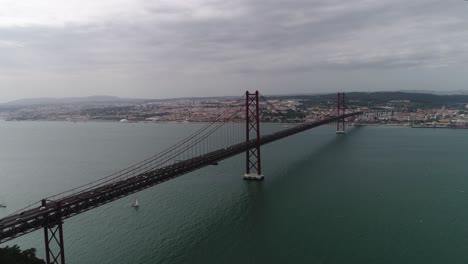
[240, 125, 365, 211]
[265, 126, 363, 185]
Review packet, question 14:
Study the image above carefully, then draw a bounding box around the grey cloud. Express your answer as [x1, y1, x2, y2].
[0, 0, 468, 101]
[134, 0, 468, 72]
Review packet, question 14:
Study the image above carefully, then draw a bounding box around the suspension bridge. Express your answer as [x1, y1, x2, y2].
[0, 91, 362, 264]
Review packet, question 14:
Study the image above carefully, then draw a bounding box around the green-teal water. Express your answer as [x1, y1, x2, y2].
[1, 122, 468, 263]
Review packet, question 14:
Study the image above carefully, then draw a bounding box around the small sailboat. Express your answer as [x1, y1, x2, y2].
[132, 198, 139, 208]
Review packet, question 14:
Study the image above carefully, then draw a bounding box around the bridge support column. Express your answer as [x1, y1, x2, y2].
[43, 199, 66, 264]
[336, 92, 346, 134]
[244, 90, 263, 180]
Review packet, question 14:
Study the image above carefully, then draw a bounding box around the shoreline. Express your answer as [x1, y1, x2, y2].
[3, 120, 466, 129]
[0, 119, 411, 127]
[411, 125, 468, 129]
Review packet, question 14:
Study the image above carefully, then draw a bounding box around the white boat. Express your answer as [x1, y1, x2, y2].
[132, 199, 139, 208]
[0, 203, 6, 208]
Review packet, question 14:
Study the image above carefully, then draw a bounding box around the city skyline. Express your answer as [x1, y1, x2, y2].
[0, 0, 467, 102]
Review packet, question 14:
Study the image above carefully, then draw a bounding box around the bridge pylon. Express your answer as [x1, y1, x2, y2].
[244, 90, 263, 180]
[42, 199, 66, 264]
[336, 92, 346, 134]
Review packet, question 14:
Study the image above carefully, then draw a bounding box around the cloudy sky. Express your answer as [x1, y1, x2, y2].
[0, 0, 467, 102]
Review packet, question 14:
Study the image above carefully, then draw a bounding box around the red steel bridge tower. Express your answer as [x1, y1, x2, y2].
[336, 92, 346, 134]
[244, 90, 263, 180]
[42, 199, 66, 264]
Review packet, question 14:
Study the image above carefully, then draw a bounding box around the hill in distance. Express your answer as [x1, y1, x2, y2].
[3, 90, 468, 109]
[2, 96, 146, 106]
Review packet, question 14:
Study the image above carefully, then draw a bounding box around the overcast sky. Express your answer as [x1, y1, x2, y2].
[0, 0, 467, 102]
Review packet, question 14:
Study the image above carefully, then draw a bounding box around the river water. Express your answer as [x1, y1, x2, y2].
[1, 122, 468, 263]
